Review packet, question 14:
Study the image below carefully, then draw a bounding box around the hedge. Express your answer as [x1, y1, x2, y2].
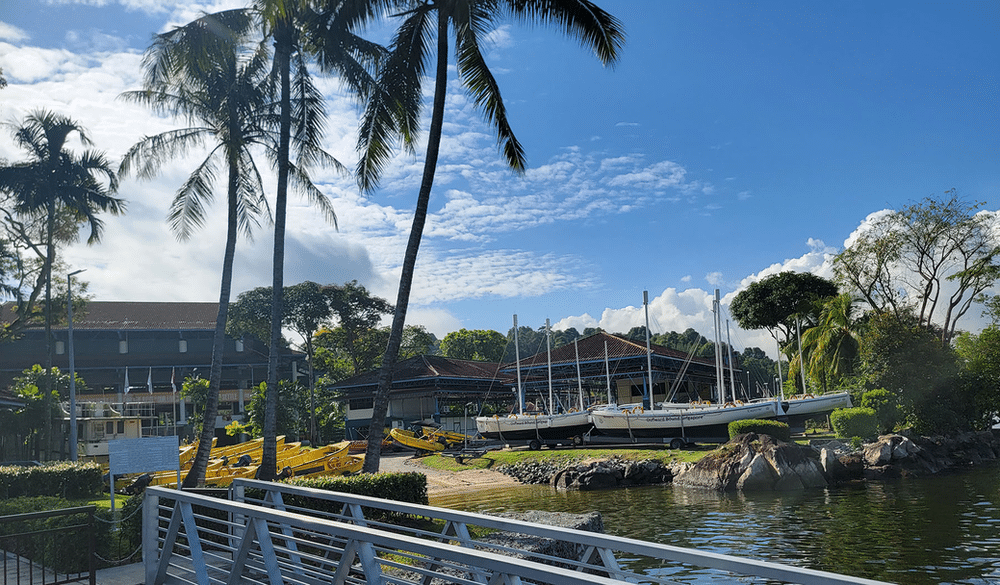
[728, 419, 791, 442]
[245, 472, 428, 522]
[0, 462, 103, 499]
[830, 407, 879, 441]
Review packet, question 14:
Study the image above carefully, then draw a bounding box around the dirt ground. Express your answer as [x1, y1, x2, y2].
[377, 452, 522, 496]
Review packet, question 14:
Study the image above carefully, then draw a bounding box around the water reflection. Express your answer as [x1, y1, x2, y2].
[430, 464, 1000, 584]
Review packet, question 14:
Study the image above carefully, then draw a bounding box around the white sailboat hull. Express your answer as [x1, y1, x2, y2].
[778, 391, 853, 422]
[476, 410, 593, 442]
[590, 401, 779, 440]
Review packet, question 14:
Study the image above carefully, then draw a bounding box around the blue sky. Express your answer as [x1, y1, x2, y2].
[1, 1, 997, 355]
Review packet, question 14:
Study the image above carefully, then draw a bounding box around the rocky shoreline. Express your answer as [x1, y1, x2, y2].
[492, 430, 1000, 492]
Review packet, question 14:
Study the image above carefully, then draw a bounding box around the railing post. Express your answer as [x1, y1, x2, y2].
[143, 490, 160, 584]
[88, 507, 97, 585]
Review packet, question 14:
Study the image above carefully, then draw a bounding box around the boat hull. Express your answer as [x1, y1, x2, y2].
[475, 411, 593, 442]
[589, 402, 778, 440]
[778, 392, 853, 425]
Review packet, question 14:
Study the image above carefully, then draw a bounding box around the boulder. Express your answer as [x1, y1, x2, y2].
[673, 433, 827, 492]
[551, 459, 670, 490]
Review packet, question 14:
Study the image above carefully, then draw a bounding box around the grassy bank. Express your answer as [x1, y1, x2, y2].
[416, 444, 713, 472]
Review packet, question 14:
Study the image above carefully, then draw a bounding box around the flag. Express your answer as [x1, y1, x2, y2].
[147, 367, 154, 394]
[171, 367, 177, 393]
[124, 366, 130, 394]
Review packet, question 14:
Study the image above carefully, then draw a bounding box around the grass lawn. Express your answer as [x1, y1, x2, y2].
[417, 443, 715, 472]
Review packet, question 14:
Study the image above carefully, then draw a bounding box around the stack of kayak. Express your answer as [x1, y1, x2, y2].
[116, 436, 364, 491]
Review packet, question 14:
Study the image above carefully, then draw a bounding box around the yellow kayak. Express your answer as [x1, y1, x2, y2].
[420, 426, 473, 447]
[389, 428, 445, 452]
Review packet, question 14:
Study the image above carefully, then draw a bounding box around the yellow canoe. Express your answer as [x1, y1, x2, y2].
[420, 426, 473, 447]
[389, 428, 445, 452]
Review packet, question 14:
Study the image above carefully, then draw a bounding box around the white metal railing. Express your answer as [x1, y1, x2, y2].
[143, 481, 895, 585]
[228, 479, 894, 585]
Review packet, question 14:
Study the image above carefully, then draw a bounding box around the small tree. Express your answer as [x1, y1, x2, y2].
[439, 329, 507, 362]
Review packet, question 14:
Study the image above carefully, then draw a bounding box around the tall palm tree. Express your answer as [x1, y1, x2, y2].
[357, 0, 624, 472]
[121, 9, 275, 486]
[0, 110, 123, 459]
[253, 0, 383, 480]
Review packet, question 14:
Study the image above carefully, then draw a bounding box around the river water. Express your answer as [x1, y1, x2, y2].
[430, 463, 1000, 584]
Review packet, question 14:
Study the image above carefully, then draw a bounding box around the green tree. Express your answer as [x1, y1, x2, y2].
[954, 326, 1000, 430]
[121, 10, 284, 487]
[180, 375, 212, 436]
[325, 280, 393, 373]
[857, 311, 962, 434]
[834, 192, 1000, 344]
[7, 365, 88, 459]
[440, 328, 506, 361]
[730, 272, 839, 345]
[359, 0, 623, 471]
[0, 110, 122, 458]
[800, 294, 864, 391]
[244, 381, 306, 440]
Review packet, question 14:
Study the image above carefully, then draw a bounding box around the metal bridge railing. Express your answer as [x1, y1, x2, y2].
[0, 506, 96, 585]
[228, 478, 893, 585]
[143, 480, 895, 585]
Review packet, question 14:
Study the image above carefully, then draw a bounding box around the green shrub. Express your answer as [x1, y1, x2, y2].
[860, 388, 902, 433]
[0, 462, 103, 499]
[728, 419, 791, 442]
[830, 407, 878, 441]
[244, 472, 427, 522]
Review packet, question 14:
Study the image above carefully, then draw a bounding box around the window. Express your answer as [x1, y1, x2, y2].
[119, 340, 128, 354]
[55, 341, 65, 355]
[235, 339, 244, 352]
[179, 339, 187, 353]
[349, 397, 374, 410]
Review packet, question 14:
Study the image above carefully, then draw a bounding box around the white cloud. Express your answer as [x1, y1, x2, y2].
[0, 22, 29, 42]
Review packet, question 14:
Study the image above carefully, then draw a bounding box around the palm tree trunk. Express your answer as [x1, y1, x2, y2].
[182, 139, 242, 488]
[262, 20, 293, 482]
[43, 197, 55, 461]
[363, 12, 449, 473]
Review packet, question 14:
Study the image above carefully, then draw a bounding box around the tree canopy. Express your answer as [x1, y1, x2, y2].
[729, 271, 839, 343]
[440, 329, 507, 362]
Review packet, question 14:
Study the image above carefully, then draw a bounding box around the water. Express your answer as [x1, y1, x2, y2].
[430, 464, 1000, 584]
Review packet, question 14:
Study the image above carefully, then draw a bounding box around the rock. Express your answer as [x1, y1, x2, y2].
[551, 458, 670, 490]
[673, 433, 827, 492]
[863, 440, 893, 466]
[479, 511, 604, 568]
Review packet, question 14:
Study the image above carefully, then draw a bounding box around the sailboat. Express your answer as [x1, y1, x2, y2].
[475, 316, 593, 449]
[589, 290, 781, 446]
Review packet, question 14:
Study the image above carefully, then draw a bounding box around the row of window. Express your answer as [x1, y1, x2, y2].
[54, 339, 246, 355]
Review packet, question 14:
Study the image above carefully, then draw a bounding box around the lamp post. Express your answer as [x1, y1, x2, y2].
[67, 268, 85, 461]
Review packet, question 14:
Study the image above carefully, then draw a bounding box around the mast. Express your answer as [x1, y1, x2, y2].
[514, 314, 523, 415]
[776, 337, 785, 401]
[574, 338, 584, 410]
[604, 340, 612, 405]
[796, 316, 807, 394]
[546, 319, 553, 414]
[726, 318, 737, 401]
[644, 291, 653, 409]
[713, 289, 725, 403]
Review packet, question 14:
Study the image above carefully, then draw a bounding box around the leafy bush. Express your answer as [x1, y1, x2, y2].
[0, 462, 103, 499]
[830, 407, 878, 441]
[728, 419, 791, 442]
[860, 389, 901, 433]
[245, 472, 428, 523]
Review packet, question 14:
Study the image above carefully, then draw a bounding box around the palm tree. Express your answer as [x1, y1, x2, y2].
[120, 10, 286, 487]
[356, 0, 624, 472]
[252, 0, 383, 480]
[0, 109, 123, 459]
[800, 293, 864, 392]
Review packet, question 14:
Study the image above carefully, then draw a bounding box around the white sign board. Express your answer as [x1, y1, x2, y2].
[109, 436, 180, 476]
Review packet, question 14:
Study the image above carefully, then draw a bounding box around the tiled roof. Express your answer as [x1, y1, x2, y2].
[333, 354, 507, 388]
[514, 331, 714, 369]
[2, 301, 220, 331]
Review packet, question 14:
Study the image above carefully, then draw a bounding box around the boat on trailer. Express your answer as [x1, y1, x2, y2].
[590, 290, 852, 445]
[476, 316, 593, 448]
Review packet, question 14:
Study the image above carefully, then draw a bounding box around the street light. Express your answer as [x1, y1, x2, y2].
[67, 268, 85, 461]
